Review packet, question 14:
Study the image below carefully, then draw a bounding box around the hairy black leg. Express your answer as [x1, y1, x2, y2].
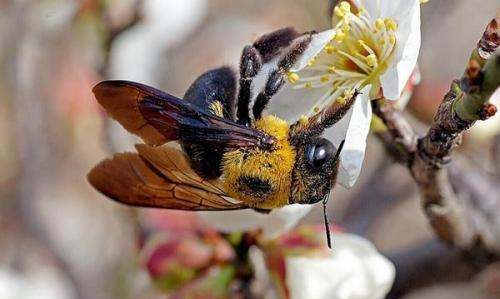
[252, 70, 285, 119]
[278, 33, 313, 70]
[237, 45, 263, 126]
[253, 33, 313, 120]
[253, 27, 300, 62]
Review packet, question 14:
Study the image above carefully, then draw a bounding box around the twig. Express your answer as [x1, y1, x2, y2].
[387, 238, 478, 299]
[93, 0, 144, 153]
[98, 0, 143, 77]
[373, 18, 500, 257]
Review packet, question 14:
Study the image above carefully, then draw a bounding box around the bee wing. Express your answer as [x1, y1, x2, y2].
[93, 80, 274, 148]
[134, 144, 224, 195]
[87, 152, 247, 211]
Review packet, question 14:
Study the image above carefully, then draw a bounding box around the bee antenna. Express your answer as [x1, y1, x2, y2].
[334, 139, 346, 161]
[322, 194, 332, 249]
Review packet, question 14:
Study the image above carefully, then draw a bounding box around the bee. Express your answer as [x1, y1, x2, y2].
[88, 28, 356, 247]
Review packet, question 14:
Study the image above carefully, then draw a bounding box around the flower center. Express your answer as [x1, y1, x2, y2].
[288, 1, 398, 112]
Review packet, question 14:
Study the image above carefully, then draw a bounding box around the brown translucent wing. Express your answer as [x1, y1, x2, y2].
[134, 144, 224, 195]
[93, 80, 275, 148]
[87, 152, 248, 211]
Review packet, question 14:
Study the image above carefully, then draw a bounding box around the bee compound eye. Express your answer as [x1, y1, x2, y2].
[306, 138, 336, 169]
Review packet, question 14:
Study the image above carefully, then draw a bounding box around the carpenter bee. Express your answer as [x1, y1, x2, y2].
[88, 28, 356, 247]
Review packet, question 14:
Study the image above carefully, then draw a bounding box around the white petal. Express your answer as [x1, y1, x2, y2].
[286, 233, 395, 299]
[353, 0, 381, 19]
[264, 81, 333, 122]
[380, 0, 421, 100]
[197, 204, 313, 239]
[290, 29, 337, 73]
[323, 86, 372, 188]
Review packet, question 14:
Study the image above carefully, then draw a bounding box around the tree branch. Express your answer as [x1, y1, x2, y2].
[373, 18, 500, 257]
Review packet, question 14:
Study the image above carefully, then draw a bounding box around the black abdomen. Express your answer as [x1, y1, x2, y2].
[181, 67, 237, 179]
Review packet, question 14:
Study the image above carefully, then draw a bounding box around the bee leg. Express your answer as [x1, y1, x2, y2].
[237, 45, 263, 126]
[252, 70, 286, 119]
[253, 208, 272, 214]
[237, 28, 307, 126]
[252, 33, 313, 120]
[277, 32, 313, 71]
[253, 27, 300, 62]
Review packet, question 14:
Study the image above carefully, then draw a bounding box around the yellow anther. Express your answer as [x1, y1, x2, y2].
[307, 58, 316, 67]
[344, 89, 354, 98]
[337, 96, 347, 104]
[420, 0, 429, 3]
[356, 7, 366, 17]
[334, 6, 345, 18]
[389, 34, 396, 45]
[328, 65, 336, 74]
[313, 106, 320, 113]
[375, 18, 385, 31]
[342, 22, 351, 32]
[335, 30, 346, 42]
[340, 1, 351, 13]
[305, 82, 313, 89]
[384, 18, 397, 31]
[325, 45, 336, 54]
[287, 72, 300, 84]
[365, 54, 378, 67]
[320, 75, 330, 83]
[299, 115, 309, 125]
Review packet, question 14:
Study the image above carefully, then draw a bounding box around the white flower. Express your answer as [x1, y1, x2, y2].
[285, 233, 395, 299]
[0, 268, 75, 299]
[266, 0, 422, 187]
[198, 204, 313, 239]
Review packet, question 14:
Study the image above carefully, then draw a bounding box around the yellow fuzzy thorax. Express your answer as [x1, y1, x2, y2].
[221, 115, 296, 209]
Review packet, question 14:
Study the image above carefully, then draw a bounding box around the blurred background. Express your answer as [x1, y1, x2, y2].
[0, 0, 499, 299]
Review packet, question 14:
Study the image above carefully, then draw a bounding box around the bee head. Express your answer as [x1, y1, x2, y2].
[221, 115, 296, 209]
[289, 136, 344, 205]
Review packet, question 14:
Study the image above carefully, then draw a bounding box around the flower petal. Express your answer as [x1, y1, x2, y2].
[323, 86, 372, 188]
[197, 205, 313, 239]
[290, 29, 336, 73]
[380, 0, 421, 100]
[285, 233, 395, 299]
[353, 0, 381, 19]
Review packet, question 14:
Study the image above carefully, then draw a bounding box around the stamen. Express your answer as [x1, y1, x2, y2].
[365, 54, 378, 68]
[325, 45, 336, 54]
[298, 1, 398, 114]
[384, 18, 397, 31]
[287, 72, 300, 84]
[334, 6, 345, 18]
[335, 30, 346, 42]
[339, 1, 351, 13]
[375, 18, 385, 31]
